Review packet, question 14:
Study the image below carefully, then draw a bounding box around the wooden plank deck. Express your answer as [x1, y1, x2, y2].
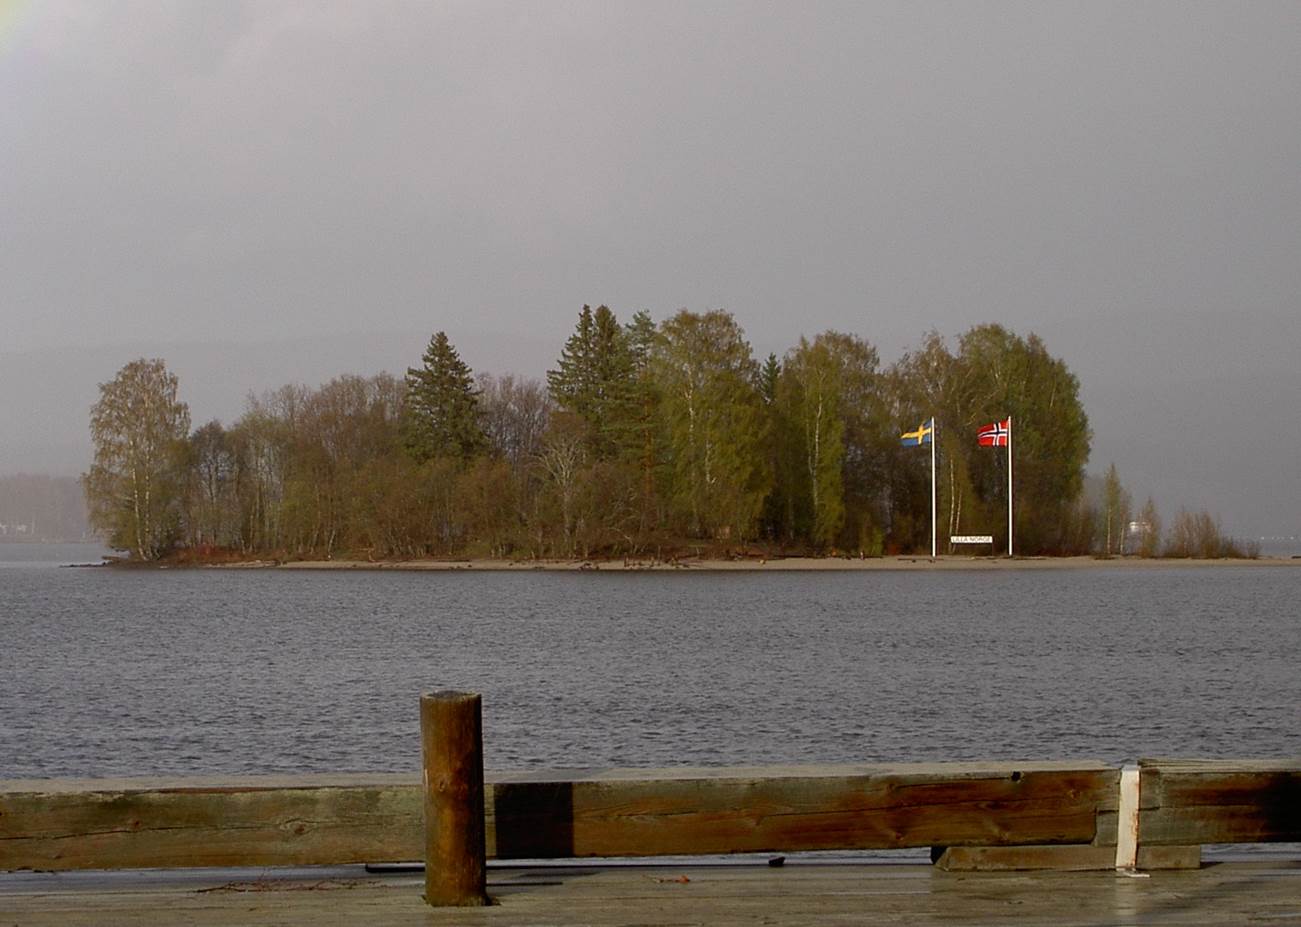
[3, 859, 1299, 926]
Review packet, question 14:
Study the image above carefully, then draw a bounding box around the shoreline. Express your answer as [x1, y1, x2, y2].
[204, 554, 1301, 572]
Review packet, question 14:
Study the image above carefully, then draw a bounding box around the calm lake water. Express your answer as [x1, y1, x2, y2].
[1, 544, 1297, 780]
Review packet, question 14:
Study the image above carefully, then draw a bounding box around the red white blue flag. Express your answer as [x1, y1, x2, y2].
[977, 419, 1010, 447]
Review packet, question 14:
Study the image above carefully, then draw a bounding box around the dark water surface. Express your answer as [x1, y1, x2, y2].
[1, 545, 1297, 779]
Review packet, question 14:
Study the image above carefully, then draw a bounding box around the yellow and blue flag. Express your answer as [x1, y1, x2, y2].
[899, 418, 933, 447]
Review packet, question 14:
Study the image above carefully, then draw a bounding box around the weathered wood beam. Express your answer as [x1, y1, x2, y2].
[1138, 759, 1301, 845]
[934, 844, 1201, 871]
[2, 763, 1115, 871]
[486, 762, 1118, 858]
[0, 774, 423, 871]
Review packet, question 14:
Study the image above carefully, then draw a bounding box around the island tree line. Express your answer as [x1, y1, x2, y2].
[81, 308, 1245, 561]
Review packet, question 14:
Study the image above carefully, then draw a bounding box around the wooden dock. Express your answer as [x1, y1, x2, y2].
[4, 858, 1300, 926]
[3, 693, 1298, 921]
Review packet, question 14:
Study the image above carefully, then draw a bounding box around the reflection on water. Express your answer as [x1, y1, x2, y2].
[0, 561, 1297, 780]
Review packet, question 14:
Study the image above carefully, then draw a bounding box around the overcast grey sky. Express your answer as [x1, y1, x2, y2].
[2, 1, 1298, 536]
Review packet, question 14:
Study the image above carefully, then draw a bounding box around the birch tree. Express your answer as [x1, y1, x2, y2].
[957, 325, 1091, 553]
[1101, 462, 1131, 555]
[778, 337, 845, 548]
[651, 310, 770, 541]
[186, 420, 237, 548]
[83, 358, 191, 560]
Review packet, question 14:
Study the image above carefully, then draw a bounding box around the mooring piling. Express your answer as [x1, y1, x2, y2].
[420, 689, 489, 907]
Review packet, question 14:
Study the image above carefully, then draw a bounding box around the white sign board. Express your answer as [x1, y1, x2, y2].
[950, 535, 994, 544]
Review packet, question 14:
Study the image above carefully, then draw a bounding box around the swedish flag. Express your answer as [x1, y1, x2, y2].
[899, 418, 933, 447]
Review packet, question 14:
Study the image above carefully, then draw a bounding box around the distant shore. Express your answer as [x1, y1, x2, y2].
[206, 554, 1301, 572]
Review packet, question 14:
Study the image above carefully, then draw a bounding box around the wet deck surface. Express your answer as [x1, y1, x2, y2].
[3, 858, 1300, 926]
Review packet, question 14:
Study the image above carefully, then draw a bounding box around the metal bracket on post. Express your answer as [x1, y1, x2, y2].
[421, 690, 490, 907]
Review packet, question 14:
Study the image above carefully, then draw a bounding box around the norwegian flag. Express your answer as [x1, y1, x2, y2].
[977, 418, 1010, 447]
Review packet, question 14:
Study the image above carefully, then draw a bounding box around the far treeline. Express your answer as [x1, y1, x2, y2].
[81, 308, 1250, 562]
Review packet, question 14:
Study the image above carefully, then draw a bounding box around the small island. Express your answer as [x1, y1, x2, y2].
[81, 313, 1262, 567]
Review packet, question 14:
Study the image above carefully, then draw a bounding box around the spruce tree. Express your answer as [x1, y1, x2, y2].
[624, 309, 662, 532]
[625, 310, 659, 376]
[547, 305, 637, 458]
[403, 332, 485, 462]
[757, 353, 787, 542]
[548, 306, 597, 419]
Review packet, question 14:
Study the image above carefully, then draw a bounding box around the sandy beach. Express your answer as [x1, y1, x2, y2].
[245, 555, 1300, 572]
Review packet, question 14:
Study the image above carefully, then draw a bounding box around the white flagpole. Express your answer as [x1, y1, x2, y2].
[1007, 415, 1013, 557]
[930, 418, 937, 560]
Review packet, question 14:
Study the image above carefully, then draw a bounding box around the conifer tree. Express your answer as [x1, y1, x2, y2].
[403, 332, 485, 462]
[625, 310, 659, 374]
[623, 309, 663, 537]
[757, 353, 788, 541]
[758, 353, 780, 405]
[548, 305, 597, 415]
[547, 305, 637, 458]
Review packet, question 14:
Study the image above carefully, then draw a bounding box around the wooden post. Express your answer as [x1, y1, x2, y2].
[1115, 763, 1140, 870]
[420, 690, 489, 907]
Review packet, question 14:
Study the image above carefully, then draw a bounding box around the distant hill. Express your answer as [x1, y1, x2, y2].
[0, 475, 90, 541]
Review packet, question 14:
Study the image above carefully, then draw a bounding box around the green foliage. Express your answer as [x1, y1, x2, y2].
[404, 332, 485, 462]
[771, 332, 888, 552]
[777, 337, 846, 548]
[547, 305, 638, 459]
[757, 353, 786, 542]
[1100, 462, 1132, 555]
[623, 309, 664, 542]
[652, 310, 771, 541]
[94, 315, 1149, 561]
[955, 325, 1091, 554]
[624, 310, 659, 376]
[816, 332, 888, 552]
[1137, 496, 1162, 558]
[758, 354, 780, 405]
[886, 326, 1091, 555]
[82, 358, 191, 560]
[186, 420, 238, 548]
